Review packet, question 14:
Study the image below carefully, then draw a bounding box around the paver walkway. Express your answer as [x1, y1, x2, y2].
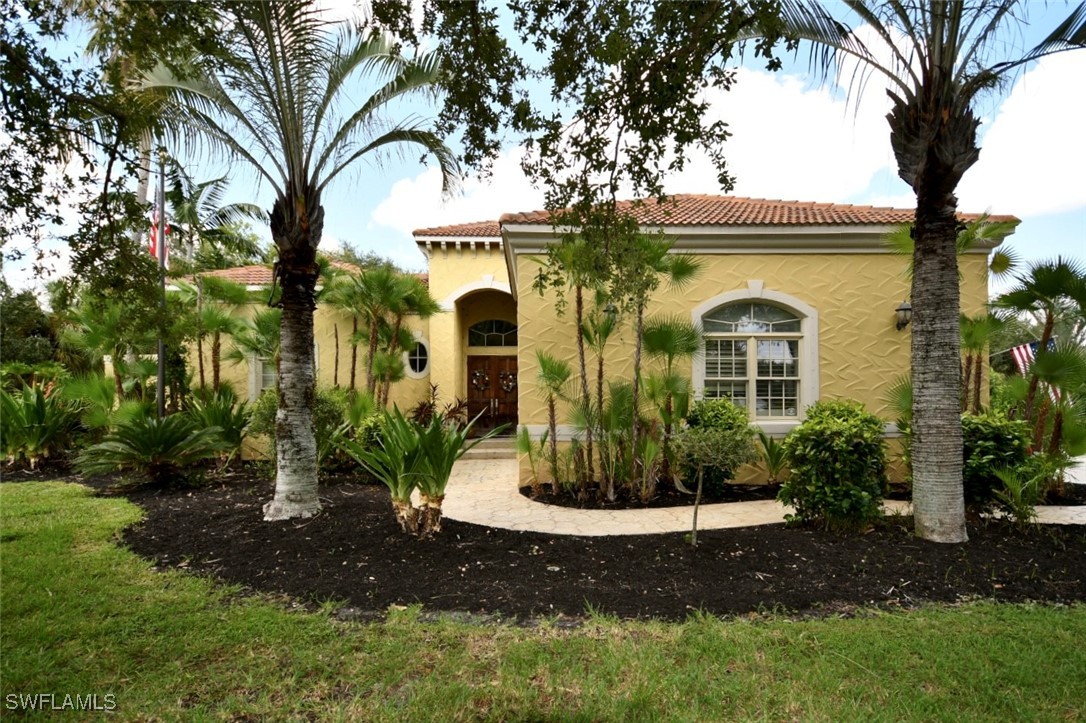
[442, 458, 1086, 536]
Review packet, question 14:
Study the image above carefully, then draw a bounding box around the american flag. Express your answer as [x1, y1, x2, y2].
[1010, 339, 1060, 402]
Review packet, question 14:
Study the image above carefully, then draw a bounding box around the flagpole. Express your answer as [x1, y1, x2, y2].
[156, 149, 167, 419]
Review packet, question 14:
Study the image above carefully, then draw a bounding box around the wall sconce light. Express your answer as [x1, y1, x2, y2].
[895, 300, 913, 331]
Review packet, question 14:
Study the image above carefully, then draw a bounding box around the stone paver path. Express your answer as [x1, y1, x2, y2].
[442, 458, 1086, 536]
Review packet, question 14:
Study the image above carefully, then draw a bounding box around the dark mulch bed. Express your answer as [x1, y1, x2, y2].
[101, 467, 1085, 622]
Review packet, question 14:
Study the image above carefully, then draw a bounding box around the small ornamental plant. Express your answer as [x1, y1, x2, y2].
[679, 398, 757, 496]
[778, 399, 888, 533]
[338, 407, 500, 538]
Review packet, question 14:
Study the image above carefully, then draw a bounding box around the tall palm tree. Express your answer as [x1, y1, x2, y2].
[145, 2, 459, 520]
[786, 0, 1086, 542]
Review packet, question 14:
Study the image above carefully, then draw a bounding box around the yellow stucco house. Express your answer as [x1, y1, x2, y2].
[202, 194, 1015, 476]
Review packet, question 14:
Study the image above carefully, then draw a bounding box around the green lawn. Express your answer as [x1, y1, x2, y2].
[2, 482, 1084, 721]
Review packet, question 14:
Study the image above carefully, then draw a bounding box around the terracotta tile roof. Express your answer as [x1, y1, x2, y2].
[499, 194, 1017, 227]
[196, 263, 427, 287]
[199, 265, 275, 285]
[413, 219, 502, 237]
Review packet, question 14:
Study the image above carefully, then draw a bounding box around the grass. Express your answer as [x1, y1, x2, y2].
[2, 481, 1085, 721]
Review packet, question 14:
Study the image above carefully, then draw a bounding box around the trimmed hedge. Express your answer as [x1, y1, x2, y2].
[679, 398, 757, 495]
[778, 399, 888, 532]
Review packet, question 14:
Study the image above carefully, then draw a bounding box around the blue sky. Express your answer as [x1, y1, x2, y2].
[4, 1, 1083, 296]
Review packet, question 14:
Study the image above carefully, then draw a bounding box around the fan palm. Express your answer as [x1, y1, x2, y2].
[164, 165, 266, 271]
[784, 0, 1086, 542]
[642, 314, 702, 482]
[143, 2, 459, 520]
[536, 351, 573, 491]
[960, 312, 1003, 414]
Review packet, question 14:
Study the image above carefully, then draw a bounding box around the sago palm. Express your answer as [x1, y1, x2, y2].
[785, 0, 1086, 542]
[144, 2, 459, 519]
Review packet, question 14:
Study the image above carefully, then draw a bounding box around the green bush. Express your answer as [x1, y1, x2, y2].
[76, 413, 228, 488]
[679, 398, 757, 495]
[778, 399, 888, 532]
[0, 383, 82, 468]
[961, 411, 1031, 511]
[249, 387, 348, 470]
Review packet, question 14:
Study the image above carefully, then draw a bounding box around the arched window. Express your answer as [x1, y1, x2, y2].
[468, 319, 517, 347]
[701, 302, 803, 419]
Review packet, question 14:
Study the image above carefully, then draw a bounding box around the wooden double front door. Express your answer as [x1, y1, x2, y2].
[466, 355, 518, 434]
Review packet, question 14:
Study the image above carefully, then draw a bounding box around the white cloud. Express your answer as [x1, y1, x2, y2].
[957, 52, 1086, 218]
[370, 148, 545, 236]
[367, 35, 1086, 235]
[670, 67, 896, 203]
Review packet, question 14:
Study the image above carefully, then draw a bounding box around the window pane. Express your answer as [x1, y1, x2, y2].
[704, 381, 747, 408]
[260, 358, 277, 391]
[704, 339, 746, 378]
[468, 319, 517, 347]
[756, 340, 799, 378]
[703, 303, 801, 333]
[408, 342, 428, 374]
[755, 380, 798, 417]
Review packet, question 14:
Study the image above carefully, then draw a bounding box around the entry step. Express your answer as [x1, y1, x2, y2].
[461, 436, 517, 459]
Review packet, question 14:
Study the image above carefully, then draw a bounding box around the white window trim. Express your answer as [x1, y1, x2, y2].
[403, 333, 430, 379]
[691, 281, 819, 434]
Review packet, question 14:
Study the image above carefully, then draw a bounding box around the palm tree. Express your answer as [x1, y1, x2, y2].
[960, 312, 1003, 414]
[786, 0, 1086, 543]
[582, 291, 620, 497]
[144, 2, 459, 520]
[535, 351, 573, 492]
[642, 314, 701, 484]
[996, 257, 1086, 449]
[174, 275, 250, 391]
[164, 165, 266, 271]
[378, 275, 441, 407]
[614, 236, 700, 490]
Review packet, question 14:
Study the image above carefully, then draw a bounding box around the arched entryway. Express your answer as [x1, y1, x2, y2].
[457, 288, 518, 434]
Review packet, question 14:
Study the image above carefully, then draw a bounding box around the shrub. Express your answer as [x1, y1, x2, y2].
[679, 399, 757, 495]
[185, 388, 251, 463]
[76, 413, 228, 488]
[0, 383, 82, 468]
[961, 411, 1031, 511]
[778, 399, 888, 532]
[337, 407, 494, 537]
[249, 387, 348, 469]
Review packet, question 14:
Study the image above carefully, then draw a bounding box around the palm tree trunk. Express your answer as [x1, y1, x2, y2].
[911, 193, 968, 543]
[961, 355, 973, 412]
[263, 193, 322, 520]
[547, 395, 559, 493]
[333, 323, 339, 388]
[629, 302, 645, 495]
[597, 347, 611, 501]
[575, 286, 594, 491]
[211, 332, 221, 392]
[349, 317, 358, 392]
[365, 323, 379, 396]
[972, 353, 983, 414]
[197, 280, 206, 390]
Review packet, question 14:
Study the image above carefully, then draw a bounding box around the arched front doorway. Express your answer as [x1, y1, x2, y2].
[457, 289, 518, 434]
